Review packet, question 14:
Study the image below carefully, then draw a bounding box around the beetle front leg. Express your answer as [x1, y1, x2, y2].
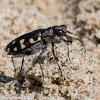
[51, 43, 64, 81]
[62, 38, 72, 64]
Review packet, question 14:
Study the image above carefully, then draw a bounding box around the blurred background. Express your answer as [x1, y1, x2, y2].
[0, 0, 100, 43]
[0, 0, 100, 100]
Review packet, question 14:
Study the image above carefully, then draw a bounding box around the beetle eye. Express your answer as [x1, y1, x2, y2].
[59, 30, 64, 33]
[59, 30, 62, 32]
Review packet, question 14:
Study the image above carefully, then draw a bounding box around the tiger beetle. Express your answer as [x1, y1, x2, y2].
[5, 25, 97, 84]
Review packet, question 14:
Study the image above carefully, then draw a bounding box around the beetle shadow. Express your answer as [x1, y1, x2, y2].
[0, 73, 13, 83]
[32, 55, 47, 66]
[0, 55, 46, 94]
[25, 55, 47, 74]
[20, 55, 47, 93]
[12, 72, 43, 94]
[1, 55, 53, 94]
[25, 74, 43, 93]
[9, 55, 46, 94]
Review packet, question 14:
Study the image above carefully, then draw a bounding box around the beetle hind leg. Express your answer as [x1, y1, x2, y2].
[11, 57, 16, 80]
[9, 55, 25, 86]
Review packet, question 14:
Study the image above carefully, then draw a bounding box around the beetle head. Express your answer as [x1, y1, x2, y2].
[53, 25, 67, 36]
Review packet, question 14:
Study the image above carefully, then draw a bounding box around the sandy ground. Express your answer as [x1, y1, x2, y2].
[0, 0, 100, 100]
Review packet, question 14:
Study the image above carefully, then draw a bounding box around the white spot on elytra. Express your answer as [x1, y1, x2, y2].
[14, 47, 17, 51]
[29, 37, 41, 44]
[7, 48, 10, 52]
[12, 40, 15, 44]
[19, 39, 25, 49]
[38, 37, 41, 41]
[29, 38, 34, 43]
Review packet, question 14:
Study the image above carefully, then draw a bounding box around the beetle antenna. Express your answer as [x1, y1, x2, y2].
[66, 31, 97, 46]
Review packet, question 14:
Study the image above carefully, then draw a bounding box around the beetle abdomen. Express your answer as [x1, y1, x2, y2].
[5, 29, 44, 55]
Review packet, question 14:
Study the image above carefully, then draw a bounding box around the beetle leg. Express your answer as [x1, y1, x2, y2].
[51, 43, 63, 81]
[11, 57, 16, 79]
[62, 38, 72, 64]
[11, 55, 25, 81]
[36, 46, 47, 86]
[19, 57, 24, 75]
[10, 56, 24, 86]
[66, 43, 71, 63]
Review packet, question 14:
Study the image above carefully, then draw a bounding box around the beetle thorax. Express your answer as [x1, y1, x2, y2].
[42, 28, 55, 43]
